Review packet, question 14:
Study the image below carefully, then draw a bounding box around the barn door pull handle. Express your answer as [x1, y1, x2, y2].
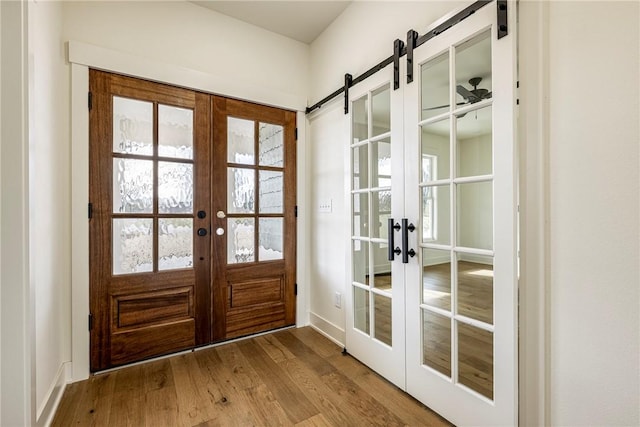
[388, 218, 402, 261]
[401, 219, 416, 263]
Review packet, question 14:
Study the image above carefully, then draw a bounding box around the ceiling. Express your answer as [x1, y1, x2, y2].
[191, 1, 352, 44]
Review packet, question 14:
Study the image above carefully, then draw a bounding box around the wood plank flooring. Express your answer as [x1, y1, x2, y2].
[52, 327, 451, 427]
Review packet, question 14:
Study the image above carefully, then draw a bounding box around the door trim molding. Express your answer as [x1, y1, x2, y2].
[67, 41, 306, 112]
[517, 1, 550, 425]
[69, 44, 310, 381]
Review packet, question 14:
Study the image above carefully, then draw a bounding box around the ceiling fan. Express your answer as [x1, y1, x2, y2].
[423, 77, 492, 111]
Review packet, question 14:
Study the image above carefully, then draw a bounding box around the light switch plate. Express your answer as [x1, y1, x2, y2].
[319, 199, 332, 213]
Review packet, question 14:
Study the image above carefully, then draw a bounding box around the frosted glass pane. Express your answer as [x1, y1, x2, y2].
[158, 218, 193, 271]
[421, 52, 449, 120]
[458, 322, 493, 399]
[352, 145, 368, 190]
[352, 95, 368, 143]
[113, 158, 153, 213]
[353, 286, 370, 335]
[371, 85, 390, 137]
[228, 168, 255, 214]
[113, 96, 153, 155]
[259, 171, 283, 214]
[352, 240, 369, 285]
[228, 117, 254, 165]
[372, 139, 391, 188]
[113, 218, 153, 275]
[259, 123, 283, 167]
[457, 254, 493, 325]
[259, 218, 283, 261]
[457, 181, 493, 250]
[374, 294, 392, 346]
[159, 162, 193, 213]
[422, 248, 451, 311]
[422, 120, 450, 181]
[158, 104, 193, 159]
[457, 106, 492, 177]
[423, 310, 451, 377]
[228, 217, 254, 264]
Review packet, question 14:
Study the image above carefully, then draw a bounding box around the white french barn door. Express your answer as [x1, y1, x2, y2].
[404, 3, 517, 426]
[346, 65, 406, 388]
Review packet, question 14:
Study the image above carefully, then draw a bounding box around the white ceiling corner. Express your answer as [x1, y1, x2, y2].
[191, 1, 351, 44]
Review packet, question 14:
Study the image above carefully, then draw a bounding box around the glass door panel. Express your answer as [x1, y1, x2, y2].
[404, 4, 517, 423]
[346, 68, 405, 389]
[421, 52, 450, 120]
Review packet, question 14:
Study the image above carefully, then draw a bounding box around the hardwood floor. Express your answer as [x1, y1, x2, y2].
[52, 327, 451, 427]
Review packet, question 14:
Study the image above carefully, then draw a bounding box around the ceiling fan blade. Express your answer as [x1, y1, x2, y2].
[456, 85, 479, 102]
[485, 91, 492, 99]
[422, 102, 467, 111]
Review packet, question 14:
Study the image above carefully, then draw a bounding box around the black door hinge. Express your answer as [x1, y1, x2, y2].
[295, 283, 298, 295]
[88, 92, 93, 111]
[295, 128, 298, 141]
[88, 313, 93, 331]
[294, 205, 298, 218]
[88, 202, 93, 219]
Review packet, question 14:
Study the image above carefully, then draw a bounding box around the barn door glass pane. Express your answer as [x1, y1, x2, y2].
[458, 322, 493, 399]
[423, 310, 451, 377]
[455, 32, 491, 107]
[457, 106, 492, 177]
[374, 294, 392, 346]
[421, 52, 449, 120]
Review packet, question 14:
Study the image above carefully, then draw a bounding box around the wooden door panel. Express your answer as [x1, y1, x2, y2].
[229, 277, 283, 308]
[110, 320, 195, 366]
[212, 96, 297, 341]
[89, 70, 211, 371]
[112, 287, 194, 329]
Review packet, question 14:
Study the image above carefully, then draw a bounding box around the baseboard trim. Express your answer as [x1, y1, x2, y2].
[37, 361, 71, 427]
[309, 312, 345, 347]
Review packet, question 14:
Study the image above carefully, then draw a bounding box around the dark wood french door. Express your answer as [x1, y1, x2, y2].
[89, 71, 296, 371]
[211, 97, 297, 340]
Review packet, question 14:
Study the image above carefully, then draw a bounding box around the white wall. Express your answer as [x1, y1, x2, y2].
[1, 1, 32, 425]
[547, 2, 639, 424]
[29, 1, 72, 424]
[63, 1, 309, 108]
[307, 0, 468, 343]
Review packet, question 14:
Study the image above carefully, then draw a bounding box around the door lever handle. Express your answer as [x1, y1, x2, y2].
[388, 218, 402, 260]
[401, 219, 416, 263]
